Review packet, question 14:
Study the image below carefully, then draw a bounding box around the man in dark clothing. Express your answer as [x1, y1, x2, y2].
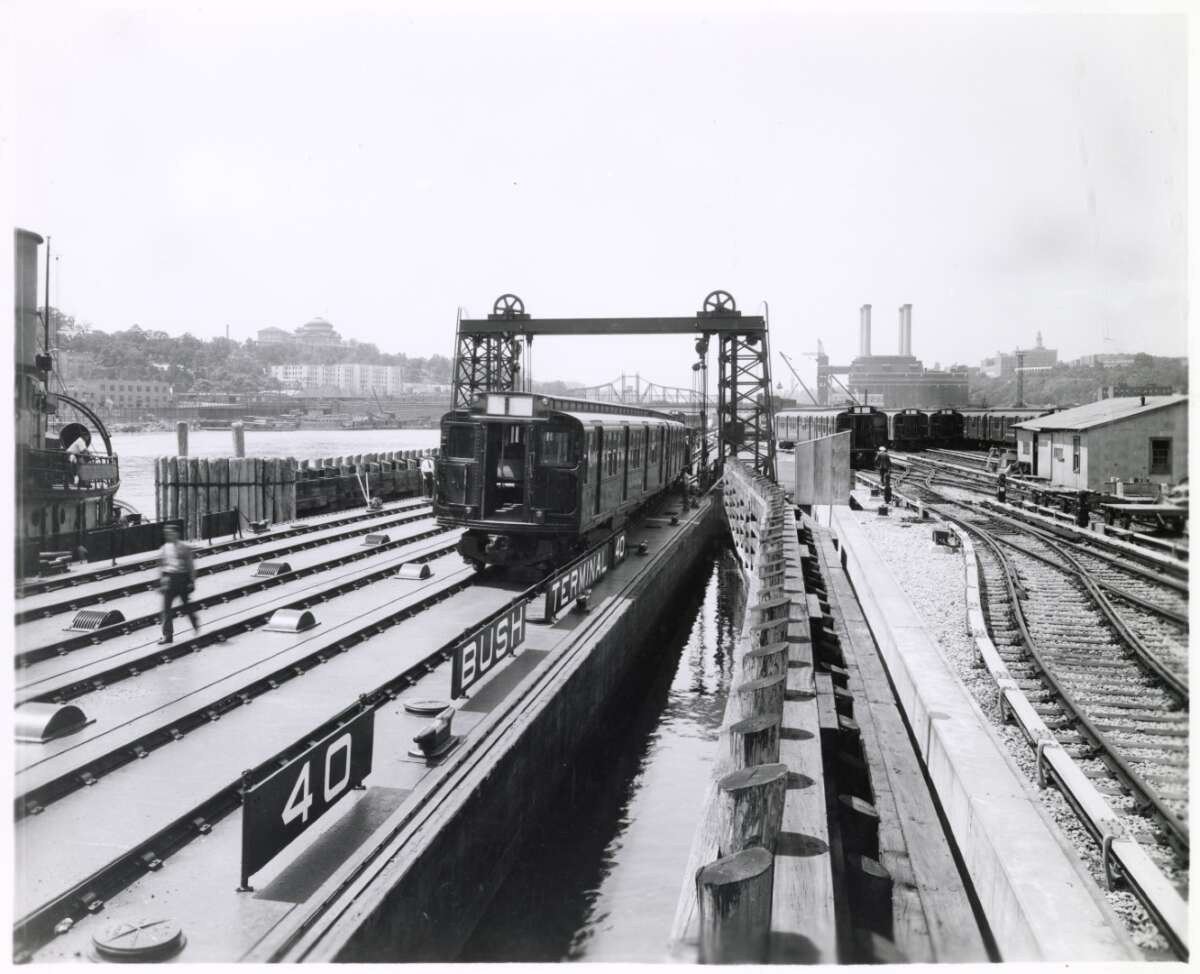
[876, 447, 892, 503]
[1075, 490, 1090, 528]
[996, 470, 1007, 504]
[158, 524, 199, 644]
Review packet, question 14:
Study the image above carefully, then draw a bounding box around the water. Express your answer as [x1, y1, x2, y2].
[460, 548, 742, 963]
[108, 428, 441, 517]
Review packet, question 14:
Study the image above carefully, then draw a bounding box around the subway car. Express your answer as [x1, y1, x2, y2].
[435, 392, 690, 569]
[928, 409, 964, 448]
[960, 408, 1056, 449]
[775, 405, 889, 469]
[886, 409, 930, 452]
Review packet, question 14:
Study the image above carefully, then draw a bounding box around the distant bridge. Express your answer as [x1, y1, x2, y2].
[565, 373, 703, 408]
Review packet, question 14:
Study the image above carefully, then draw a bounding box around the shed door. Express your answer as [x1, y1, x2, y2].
[1032, 433, 1040, 476]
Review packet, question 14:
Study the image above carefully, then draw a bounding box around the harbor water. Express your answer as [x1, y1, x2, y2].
[109, 428, 442, 517]
[460, 547, 742, 962]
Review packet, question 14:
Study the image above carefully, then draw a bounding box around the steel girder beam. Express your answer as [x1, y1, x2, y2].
[450, 291, 776, 479]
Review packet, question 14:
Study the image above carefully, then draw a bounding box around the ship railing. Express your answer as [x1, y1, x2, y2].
[20, 447, 120, 492]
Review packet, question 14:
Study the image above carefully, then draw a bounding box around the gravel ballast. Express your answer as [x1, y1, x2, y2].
[845, 490, 1177, 958]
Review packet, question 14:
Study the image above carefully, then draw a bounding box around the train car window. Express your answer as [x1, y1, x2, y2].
[539, 428, 574, 466]
[447, 424, 476, 459]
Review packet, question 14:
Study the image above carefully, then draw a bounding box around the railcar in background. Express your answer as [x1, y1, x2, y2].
[928, 409, 964, 448]
[887, 409, 930, 451]
[435, 392, 689, 570]
[774, 405, 889, 469]
[960, 407, 1057, 449]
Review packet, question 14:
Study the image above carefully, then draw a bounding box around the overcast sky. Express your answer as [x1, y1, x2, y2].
[10, 2, 1188, 392]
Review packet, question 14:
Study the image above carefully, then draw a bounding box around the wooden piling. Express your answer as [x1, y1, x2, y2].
[717, 762, 788, 857]
[728, 714, 782, 770]
[167, 457, 178, 522]
[737, 674, 786, 719]
[176, 421, 189, 457]
[197, 458, 209, 540]
[696, 846, 774, 964]
[232, 421, 245, 458]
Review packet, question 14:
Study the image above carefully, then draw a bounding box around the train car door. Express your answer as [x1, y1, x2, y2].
[641, 423, 650, 492]
[624, 427, 633, 501]
[593, 425, 604, 516]
[658, 425, 666, 486]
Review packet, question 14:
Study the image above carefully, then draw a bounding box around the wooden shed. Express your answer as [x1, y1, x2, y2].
[1012, 395, 1188, 492]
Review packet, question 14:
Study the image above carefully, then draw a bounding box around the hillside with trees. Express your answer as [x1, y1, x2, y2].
[51, 310, 453, 395]
[968, 355, 1188, 407]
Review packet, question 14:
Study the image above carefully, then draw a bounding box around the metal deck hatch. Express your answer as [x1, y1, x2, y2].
[254, 561, 292, 577]
[64, 608, 125, 632]
[263, 609, 318, 633]
[16, 702, 90, 743]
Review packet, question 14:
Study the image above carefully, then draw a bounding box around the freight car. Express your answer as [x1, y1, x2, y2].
[774, 405, 889, 468]
[960, 408, 1056, 449]
[887, 409, 930, 451]
[928, 409, 964, 448]
[435, 392, 690, 570]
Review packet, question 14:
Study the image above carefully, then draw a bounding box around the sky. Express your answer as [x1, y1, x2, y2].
[9, 1, 1189, 394]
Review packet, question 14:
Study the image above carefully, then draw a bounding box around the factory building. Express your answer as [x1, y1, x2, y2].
[980, 332, 1058, 378]
[843, 305, 969, 407]
[1012, 395, 1188, 492]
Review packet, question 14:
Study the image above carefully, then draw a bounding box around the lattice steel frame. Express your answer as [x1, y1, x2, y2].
[450, 294, 526, 411]
[450, 290, 776, 481]
[715, 326, 776, 480]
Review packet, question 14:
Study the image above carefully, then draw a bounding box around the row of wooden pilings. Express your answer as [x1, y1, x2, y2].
[678, 462, 895, 963]
[690, 463, 799, 963]
[154, 438, 440, 541]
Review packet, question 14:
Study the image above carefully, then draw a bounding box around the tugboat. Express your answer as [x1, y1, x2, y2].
[14, 228, 120, 577]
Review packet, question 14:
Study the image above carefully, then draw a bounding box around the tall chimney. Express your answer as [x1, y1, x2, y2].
[900, 303, 912, 356]
[859, 304, 872, 357]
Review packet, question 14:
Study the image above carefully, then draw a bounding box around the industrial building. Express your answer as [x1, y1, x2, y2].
[1012, 395, 1188, 491]
[821, 304, 968, 407]
[980, 333, 1058, 378]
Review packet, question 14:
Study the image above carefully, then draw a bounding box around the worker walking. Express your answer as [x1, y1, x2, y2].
[996, 470, 1007, 504]
[158, 524, 199, 645]
[876, 447, 893, 504]
[419, 454, 435, 498]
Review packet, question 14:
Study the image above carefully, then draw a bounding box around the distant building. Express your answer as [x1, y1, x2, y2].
[842, 305, 968, 407]
[270, 362, 406, 395]
[1071, 352, 1137, 368]
[1012, 395, 1188, 491]
[256, 317, 345, 347]
[980, 331, 1058, 377]
[256, 326, 294, 344]
[1097, 385, 1178, 401]
[70, 377, 174, 412]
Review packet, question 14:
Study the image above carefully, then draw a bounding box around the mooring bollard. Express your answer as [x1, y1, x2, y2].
[231, 421, 245, 458]
[176, 421, 188, 457]
[717, 762, 788, 857]
[696, 846, 774, 964]
[741, 642, 789, 681]
[737, 673, 786, 719]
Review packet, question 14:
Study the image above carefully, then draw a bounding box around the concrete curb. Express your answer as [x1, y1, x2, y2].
[831, 506, 1139, 962]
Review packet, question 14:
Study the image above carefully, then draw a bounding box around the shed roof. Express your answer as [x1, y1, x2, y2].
[1013, 395, 1187, 432]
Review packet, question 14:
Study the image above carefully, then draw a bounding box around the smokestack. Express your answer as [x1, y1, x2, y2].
[900, 303, 912, 356]
[859, 304, 872, 357]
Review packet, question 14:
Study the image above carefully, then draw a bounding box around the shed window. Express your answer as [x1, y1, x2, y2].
[1072, 436, 1081, 473]
[1150, 438, 1172, 475]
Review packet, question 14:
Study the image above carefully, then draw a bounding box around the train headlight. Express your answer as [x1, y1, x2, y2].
[533, 509, 545, 524]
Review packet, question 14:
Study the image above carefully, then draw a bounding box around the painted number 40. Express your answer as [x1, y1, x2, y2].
[282, 733, 353, 826]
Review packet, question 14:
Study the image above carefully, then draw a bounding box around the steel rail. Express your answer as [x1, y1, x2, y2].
[15, 549, 475, 821]
[14, 499, 430, 599]
[12, 512, 641, 960]
[12, 561, 488, 960]
[16, 515, 443, 668]
[15, 504, 435, 624]
[20, 533, 461, 708]
[939, 513, 1189, 857]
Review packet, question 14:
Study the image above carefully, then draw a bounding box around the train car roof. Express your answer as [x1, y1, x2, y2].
[447, 392, 682, 426]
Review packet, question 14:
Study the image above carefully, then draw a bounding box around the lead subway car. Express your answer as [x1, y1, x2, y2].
[435, 393, 690, 570]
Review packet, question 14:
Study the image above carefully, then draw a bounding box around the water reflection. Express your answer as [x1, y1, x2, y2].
[461, 545, 741, 962]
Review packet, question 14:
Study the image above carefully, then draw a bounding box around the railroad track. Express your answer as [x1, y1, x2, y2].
[14, 498, 431, 600]
[13, 535, 509, 959]
[15, 501, 434, 624]
[860, 472, 1189, 953]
